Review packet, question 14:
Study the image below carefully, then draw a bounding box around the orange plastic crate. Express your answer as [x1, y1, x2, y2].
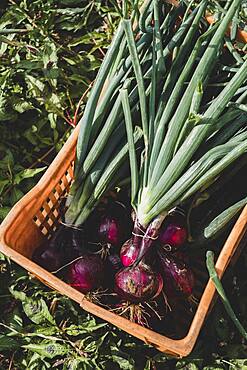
[1, 122, 247, 357]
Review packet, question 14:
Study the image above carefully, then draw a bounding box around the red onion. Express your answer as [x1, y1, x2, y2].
[32, 225, 68, 272]
[98, 215, 121, 246]
[159, 214, 187, 251]
[114, 263, 163, 303]
[67, 254, 105, 293]
[33, 227, 86, 272]
[120, 239, 140, 267]
[159, 253, 194, 297]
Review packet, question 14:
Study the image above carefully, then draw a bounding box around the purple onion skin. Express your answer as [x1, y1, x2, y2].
[67, 254, 105, 294]
[32, 226, 86, 273]
[32, 225, 68, 272]
[158, 212, 187, 251]
[120, 239, 139, 267]
[134, 221, 159, 266]
[120, 220, 144, 267]
[120, 238, 158, 268]
[98, 216, 121, 246]
[159, 223, 187, 251]
[114, 263, 163, 303]
[159, 254, 195, 297]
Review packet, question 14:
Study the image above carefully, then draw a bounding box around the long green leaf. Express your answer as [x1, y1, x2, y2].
[149, 23, 216, 180]
[206, 251, 247, 340]
[123, 19, 148, 148]
[74, 127, 143, 225]
[121, 88, 139, 208]
[149, 59, 247, 208]
[140, 134, 247, 225]
[204, 196, 247, 239]
[75, 22, 124, 176]
[65, 125, 126, 223]
[150, 0, 242, 186]
[180, 138, 247, 202]
[153, 0, 165, 73]
[82, 79, 131, 176]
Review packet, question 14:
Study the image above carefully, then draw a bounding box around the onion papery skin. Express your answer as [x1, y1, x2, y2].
[158, 210, 187, 251]
[159, 254, 195, 297]
[114, 263, 163, 303]
[120, 239, 140, 267]
[98, 215, 121, 246]
[67, 254, 105, 293]
[159, 223, 187, 250]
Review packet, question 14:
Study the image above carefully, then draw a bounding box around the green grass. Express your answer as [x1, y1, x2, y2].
[0, 1, 246, 369]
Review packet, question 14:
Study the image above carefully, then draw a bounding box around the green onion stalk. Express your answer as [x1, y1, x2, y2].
[119, 0, 247, 265]
[64, 0, 165, 226]
[206, 251, 247, 340]
[64, 0, 203, 227]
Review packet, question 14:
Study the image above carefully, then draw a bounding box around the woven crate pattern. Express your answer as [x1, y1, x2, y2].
[33, 161, 74, 238]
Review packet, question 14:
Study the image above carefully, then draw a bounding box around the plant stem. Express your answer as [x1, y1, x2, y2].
[206, 251, 247, 340]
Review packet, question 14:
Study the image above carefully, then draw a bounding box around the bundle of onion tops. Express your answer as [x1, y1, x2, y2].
[32, 0, 247, 333]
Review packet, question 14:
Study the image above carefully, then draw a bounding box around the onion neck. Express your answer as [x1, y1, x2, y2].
[134, 212, 168, 265]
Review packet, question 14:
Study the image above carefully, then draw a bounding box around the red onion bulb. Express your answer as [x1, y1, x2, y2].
[159, 218, 187, 250]
[120, 239, 139, 267]
[98, 216, 121, 246]
[159, 254, 194, 297]
[67, 254, 105, 293]
[114, 263, 163, 303]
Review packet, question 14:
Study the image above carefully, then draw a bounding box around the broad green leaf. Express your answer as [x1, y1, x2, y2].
[22, 297, 56, 325]
[35, 325, 59, 336]
[14, 167, 46, 185]
[0, 33, 15, 55]
[0, 69, 10, 86]
[15, 60, 43, 70]
[23, 342, 70, 359]
[64, 322, 107, 336]
[25, 75, 45, 98]
[0, 335, 21, 351]
[26, 352, 43, 370]
[111, 354, 135, 370]
[62, 56, 79, 66]
[13, 99, 33, 113]
[45, 93, 62, 115]
[0, 150, 14, 170]
[42, 41, 58, 67]
[4, 306, 23, 330]
[9, 286, 27, 301]
[0, 95, 17, 121]
[81, 332, 108, 353]
[63, 358, 94, 370]
[0, 179, 9, 195]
